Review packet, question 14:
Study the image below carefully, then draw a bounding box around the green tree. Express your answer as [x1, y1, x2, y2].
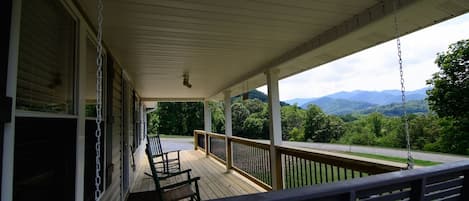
[152, 102, 203, 136]
[155, 102, 184, 134]
[368, 112, 384, 137]
[289, 127, 305, 141]
[231, 102, 250, 136]
[281, 104, 306, 140]
[147, 111, 159, 134]
[426, 39, 469, 154]
[244, 99, 265, 114]
[242, 115, 268, 139]
[408, 114, 440, 150]
[182, 102, 204, 136]
[339, 115, 376, 146]
[326, 115, 345, 141]
[304, 105, 328, 142]
[210, 101, 225, 133]
[427, 39, 469, 119]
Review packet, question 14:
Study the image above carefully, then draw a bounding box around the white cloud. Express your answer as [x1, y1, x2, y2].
[259, 13, 469, 101]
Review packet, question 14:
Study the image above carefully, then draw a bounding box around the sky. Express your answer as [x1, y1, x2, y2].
[258, 13, 469, 101]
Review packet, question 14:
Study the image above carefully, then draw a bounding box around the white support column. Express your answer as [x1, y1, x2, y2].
[223, 91, 232, 136]
[267, 69, 282, 145]
[203, 100, 212, 132]
[2, 1, 21, 200]
[74, 19, 87, 201]
[266, 69, 283, 190]
[223, 91, 233, 171]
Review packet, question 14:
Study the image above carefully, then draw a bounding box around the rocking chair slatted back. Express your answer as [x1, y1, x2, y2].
[145, 144, 201, 201]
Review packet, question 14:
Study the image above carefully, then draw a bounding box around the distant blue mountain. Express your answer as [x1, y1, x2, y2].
[357, 100, 429, 116]
[300, 97, 376, 115]
[325, 88, 429, 105]
[285, 87, 430, 115]
[285, 87, 429, 106]
[285, 98, 316, 106]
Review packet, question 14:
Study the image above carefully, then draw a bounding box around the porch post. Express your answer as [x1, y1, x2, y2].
[74, 18, 88, 201]
[266, 69, 283, 190]
[204, 100, 212, 132]
[224, 91, 232, 171]
[2, 0, 20, 200]
[224, 91, 232, 136]
[203, 100, 212, 157]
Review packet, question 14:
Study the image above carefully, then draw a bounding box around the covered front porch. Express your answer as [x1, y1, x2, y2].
[3, 0, 469, 201]
[130, 148, 265, 200]
[129, 133, 469, 200]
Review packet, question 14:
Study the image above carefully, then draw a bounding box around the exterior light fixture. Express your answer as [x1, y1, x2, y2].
[183, 72, 192, 88]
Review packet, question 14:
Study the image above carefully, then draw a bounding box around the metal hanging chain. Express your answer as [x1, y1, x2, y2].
[393, 1, 414, 170]
[95, 0, 104, 200]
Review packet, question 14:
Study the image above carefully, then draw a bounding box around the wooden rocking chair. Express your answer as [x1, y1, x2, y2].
[145, 144, 201, 201]
[146, 135, 181, 176]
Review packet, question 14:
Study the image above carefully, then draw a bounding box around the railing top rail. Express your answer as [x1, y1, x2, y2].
[214, 160, 469, 201]
[230, 136, 270, 150]
[277, 145, 404, 174]
[194, 130, 270, 149]
[206, 132, 226, 139]
[194, 130, 404, 172]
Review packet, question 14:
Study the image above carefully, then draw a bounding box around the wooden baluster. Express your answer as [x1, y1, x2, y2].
[193, 131, 198, 150]
[205, 132, 209, 157]
[226, 137, 232, 171]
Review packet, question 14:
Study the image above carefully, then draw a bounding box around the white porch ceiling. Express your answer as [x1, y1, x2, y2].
[77, 0, 469, 102]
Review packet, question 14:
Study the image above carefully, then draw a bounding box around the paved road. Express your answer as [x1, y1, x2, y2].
[159, 138, 194, 152]
[282, 141, 469, 163]
[159, 137, 469, 163]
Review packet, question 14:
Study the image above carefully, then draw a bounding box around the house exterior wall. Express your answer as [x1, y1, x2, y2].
[3, 0, 148, 201]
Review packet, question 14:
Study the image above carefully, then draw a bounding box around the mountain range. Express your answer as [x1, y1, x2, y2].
[285, 87, 430, 115]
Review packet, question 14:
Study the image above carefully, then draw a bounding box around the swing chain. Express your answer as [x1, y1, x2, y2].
[95, 0, 104, 200]
[393, 1, 414, 170]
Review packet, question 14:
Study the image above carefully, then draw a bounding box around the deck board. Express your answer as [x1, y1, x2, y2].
[131, 150, 265, 200]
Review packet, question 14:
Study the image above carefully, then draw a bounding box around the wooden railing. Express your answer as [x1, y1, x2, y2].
[194, 131, 206, 151]
[208, 132, 226, 163]
[215, 160, 469, 201]
[193, 130, 403, 191]
[231, 136, 272, 189]
[278, 146, 399, 189]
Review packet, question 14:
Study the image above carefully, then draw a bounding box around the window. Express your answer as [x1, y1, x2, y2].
[16, 0, 76, 114]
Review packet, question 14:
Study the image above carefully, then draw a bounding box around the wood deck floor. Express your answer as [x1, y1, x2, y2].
[131, 150, 266, 200]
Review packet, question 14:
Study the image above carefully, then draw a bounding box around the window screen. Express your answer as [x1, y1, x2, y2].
[16, 0, 76, 114]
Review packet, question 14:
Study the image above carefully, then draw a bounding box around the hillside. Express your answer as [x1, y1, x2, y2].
[300, 97, 376, 115]
[234, 90, 289, 106]
[285, 87, 430, 116]
[357, 99, 429, 116]
[286, 87, 429, 106]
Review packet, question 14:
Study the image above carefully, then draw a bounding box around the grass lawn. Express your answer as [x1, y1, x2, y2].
[343, 152, 441, 166]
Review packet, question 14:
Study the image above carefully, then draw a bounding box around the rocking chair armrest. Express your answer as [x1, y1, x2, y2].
[159, 169, 192, 180]
[160, 177, 200, 190]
